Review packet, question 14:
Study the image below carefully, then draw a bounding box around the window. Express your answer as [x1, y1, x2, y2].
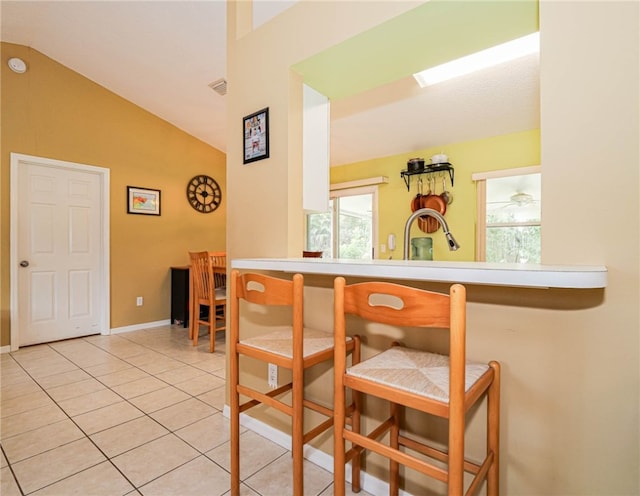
[306, 185, 378, 259]
[473, 167, 541, 263]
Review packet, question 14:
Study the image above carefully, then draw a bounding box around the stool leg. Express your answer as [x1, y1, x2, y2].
[230, 353, 240, 496]
[487, 361, 501, 496]
[334, 364, 347, 496]
[351, 336, 362, 493]
[292, 363, 304, 495]
[448, 402, 465, 495]
[390, 402, 400, 496]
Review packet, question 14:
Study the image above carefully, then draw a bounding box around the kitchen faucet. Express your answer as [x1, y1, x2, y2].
[403, 208, 460, 260]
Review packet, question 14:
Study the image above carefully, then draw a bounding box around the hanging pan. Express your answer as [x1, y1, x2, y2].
[418, 176, 447, 234]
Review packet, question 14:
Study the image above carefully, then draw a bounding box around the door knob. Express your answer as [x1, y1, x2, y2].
[19, 260, 29, 268]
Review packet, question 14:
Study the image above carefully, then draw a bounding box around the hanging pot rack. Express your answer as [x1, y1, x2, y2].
[400, 163, 454, 191]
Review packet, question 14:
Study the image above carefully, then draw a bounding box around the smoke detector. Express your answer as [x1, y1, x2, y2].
[8, 57, 27, 74]
[209, 78, 227, 96]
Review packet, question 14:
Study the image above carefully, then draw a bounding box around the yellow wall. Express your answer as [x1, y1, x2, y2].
[331, 129, 540, 261]
[0, 43, 227, 344]
[227, 1, 639, 494]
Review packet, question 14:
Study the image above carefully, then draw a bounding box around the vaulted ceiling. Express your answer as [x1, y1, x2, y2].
[1, 1, 539, 167]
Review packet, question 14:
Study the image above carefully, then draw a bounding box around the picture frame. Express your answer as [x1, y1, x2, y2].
[127, 186, 161, 216]
[243, 107, 269, 164]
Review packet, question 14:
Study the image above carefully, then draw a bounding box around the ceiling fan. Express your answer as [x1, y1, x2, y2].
[509, 192, 535, 206]
[489, 192, 539, 211]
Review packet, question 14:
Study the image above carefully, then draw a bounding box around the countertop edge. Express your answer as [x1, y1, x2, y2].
[230, 258, 607, 289]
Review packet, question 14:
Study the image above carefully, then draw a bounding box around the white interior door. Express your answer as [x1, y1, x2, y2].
[11, 154, 110, 348]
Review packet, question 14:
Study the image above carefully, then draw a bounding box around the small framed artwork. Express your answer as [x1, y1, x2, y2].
[243, 107, 269, 164]
[127, 186, 161, 216]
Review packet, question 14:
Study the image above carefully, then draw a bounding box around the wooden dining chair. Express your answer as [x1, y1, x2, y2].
[188, 251, 226, 352]
[229, 270, 360, 496]
[333, 277, 500, 496]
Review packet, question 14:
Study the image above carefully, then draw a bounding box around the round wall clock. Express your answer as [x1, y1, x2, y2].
[186, 175, 222, 213]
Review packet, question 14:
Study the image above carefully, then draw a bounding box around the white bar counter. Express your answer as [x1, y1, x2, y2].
[231, 258, 607, 289]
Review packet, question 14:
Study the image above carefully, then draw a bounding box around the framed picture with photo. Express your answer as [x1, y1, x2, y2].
[243, 107, 269, 164]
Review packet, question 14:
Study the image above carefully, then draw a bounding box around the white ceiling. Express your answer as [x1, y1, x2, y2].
[1, 0, 230, 153]
[1, 1, 539, 168]
[331, 53, 539, 166]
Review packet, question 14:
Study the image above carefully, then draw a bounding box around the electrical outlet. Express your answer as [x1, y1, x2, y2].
[268, 363, 278, 389]
[136, 296, 143, 306]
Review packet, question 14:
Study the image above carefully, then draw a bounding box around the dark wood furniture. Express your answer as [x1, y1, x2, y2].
[170, 266, 190, 329]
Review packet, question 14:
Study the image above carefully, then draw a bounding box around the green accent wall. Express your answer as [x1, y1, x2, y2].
[294, 0, 538, 99]
[330, 129, 540, 261]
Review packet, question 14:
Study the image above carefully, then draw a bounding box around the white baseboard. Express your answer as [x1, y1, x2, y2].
[109, 319, 171, 334]
[1, 322, 171, 352]
[221, 405, 406, 496]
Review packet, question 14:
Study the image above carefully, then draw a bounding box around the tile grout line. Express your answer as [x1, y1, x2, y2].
[3, 329, 338, 496]
[2, 330, 229, 494]
[0, 442, 26, 496]
[78, 351, 226, 490]
[91, 330, 268, 494]
[2, 344, 142, 495]
[84, 331, 234, 493]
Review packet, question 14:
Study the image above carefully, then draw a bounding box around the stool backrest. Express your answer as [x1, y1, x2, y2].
[232, 271, 302, 306]
[340, 280, 454, 328]
[230, 270, 304, 354]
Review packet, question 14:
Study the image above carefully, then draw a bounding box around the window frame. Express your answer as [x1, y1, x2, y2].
[305, 183, 379, 259]
[472, 165, 541, 262]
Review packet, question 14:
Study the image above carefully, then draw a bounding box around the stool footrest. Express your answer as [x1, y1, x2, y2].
[238, 383, 293, 415]
[303, 399, 333, 418]
[398, 434, 482, 474]
[303, 416, 334, 444]
[465, 452, 494, 496]
[344, 429, 448, 483]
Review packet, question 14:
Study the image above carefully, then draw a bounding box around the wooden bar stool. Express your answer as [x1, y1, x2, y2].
[230, 270, 360, 496]
[333, 277, 500, 496]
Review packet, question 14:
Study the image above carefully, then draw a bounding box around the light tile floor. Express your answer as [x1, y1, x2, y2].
[0, 325, 368, 496]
